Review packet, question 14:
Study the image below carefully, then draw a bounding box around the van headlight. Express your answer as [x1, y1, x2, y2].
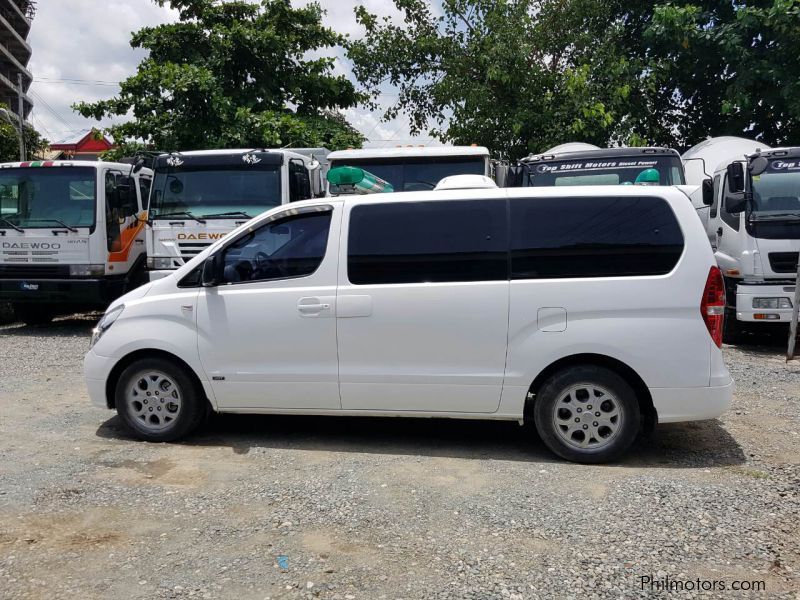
[90, 304, 124, 348]
[70, 264, 105, 278]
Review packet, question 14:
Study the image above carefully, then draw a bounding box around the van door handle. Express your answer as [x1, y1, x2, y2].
[297, 296, 334, 317]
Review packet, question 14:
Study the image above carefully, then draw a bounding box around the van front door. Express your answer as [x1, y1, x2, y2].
[196, 205, 341, 410]
[335, 197, 510, 413]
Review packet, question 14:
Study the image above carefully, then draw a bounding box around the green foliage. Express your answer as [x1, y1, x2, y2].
[75, 0, 364, 154]
[349, 0, 800, 158]
[0, 105, 48, 162]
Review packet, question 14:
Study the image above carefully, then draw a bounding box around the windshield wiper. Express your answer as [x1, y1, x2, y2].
[201, 211, 253, 219]
[0, 216, 24, 232]
[750, 212, 800, 222]
[24, 218, 78, 232]
[154, 211, 206, 223]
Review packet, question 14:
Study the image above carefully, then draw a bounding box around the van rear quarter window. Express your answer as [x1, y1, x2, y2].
[347, 200, 507, 284]
[510, 196, 684, 279]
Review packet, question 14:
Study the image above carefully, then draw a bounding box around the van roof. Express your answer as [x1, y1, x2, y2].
[521, 147, 679, 163]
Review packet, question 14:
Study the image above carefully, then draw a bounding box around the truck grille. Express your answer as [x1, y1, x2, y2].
[0, 264, 70, 279]
[768, 252, 799, 274]
[178, 241, 212, 260]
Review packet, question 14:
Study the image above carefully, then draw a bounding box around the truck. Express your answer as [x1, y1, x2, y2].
[145, 148, 325, 280]
[684, 139, 800, 338]
[0, 159, 153, 325]
[325, 146, 493, 194]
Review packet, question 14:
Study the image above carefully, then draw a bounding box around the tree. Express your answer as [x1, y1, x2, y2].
[0, 105, 48, 162]
[348, 0, 800, 158]
[75, 0, 365, 154]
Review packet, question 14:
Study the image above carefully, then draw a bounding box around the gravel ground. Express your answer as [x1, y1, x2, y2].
[0, 314, 798, 599]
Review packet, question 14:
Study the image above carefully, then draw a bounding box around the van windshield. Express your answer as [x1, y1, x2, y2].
[750, 159, 800, 216]
[0, 167, 96, 229]
[150, 166, 281, 220]
[524, 156, 685, 187]
[328, 156, 486, 193]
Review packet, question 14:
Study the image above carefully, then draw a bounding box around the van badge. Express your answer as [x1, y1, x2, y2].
[242, 154, 261, 165]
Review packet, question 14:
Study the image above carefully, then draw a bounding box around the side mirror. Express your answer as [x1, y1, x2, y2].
[724, 192, 747, 214]
[702, 178, 714, 206]
[726, 162, 745, 193]
[201, 253, 224, 287]
[132, 158, 145, 174]
[749, 156, 769, 176]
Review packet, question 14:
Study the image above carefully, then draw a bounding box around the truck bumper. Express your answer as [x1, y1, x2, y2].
[651, 379, 734, 423]
[0, 278, 127, 307]
[736, 283, 795, 323]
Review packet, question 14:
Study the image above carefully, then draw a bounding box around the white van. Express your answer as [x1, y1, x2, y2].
[84, 185, 733, 463]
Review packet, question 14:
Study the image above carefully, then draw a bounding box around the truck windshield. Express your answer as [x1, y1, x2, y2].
[524, 156, 685, 187]
[149, 166, 281, 219]
[328, 156, 486, 193]
[750, 159, 800, 216]
[0, 167, 96, 229]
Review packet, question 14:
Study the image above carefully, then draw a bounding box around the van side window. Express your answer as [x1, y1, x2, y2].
[221, 209, 331, 284]
[719, 175, 740, 231]
[510, 196, 684, 279]
[348, 200, 507, 285]
[711, 174, 720, 218]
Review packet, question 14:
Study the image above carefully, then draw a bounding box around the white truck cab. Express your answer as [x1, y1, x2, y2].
[326, 146, 492, 194]
[85, 184, 732, 463]
[704, 146, 800, 332]
[0, 159, 153, 324]
[146, 149, 325, 280]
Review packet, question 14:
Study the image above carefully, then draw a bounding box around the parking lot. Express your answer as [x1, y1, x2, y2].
[0, 314, 798, 599]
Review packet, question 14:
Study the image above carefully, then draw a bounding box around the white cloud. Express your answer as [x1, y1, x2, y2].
[27, 0, 439, 147]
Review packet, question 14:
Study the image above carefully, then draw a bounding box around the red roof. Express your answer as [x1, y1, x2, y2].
[50, 129, 113, 152]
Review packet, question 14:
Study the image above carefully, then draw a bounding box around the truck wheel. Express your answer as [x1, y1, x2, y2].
[12, 303, 55, 326]
[115, 358, 206, 442]
[532, 366, 641, 464]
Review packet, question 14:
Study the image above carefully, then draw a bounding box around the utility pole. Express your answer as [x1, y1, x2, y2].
[16, 73, 25, 161]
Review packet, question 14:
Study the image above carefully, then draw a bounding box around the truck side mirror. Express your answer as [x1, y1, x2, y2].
[201, 253, 223, 287]
[702, 178, 713, 206]
[726, 162, 745, 193]
[724, 193, 747, 214]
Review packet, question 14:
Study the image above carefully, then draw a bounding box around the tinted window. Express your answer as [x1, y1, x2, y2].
[222, 209, 331, 284]
[525, 156, 685, 187]
[510, 196, 684, 279]
[720, 175, 740, 231]
[139, 176, 152, 210]
[348, 200, 507, 284]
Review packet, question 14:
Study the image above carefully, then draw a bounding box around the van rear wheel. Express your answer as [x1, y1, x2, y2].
[115, 358, 206, 442]
[533, 366, 640, 463]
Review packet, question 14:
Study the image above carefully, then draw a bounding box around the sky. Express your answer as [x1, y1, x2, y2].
[27, 0, 440, 148]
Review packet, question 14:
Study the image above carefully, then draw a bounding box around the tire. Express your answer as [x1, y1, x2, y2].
[532, 366, 641, 464]
[115, 358, 206, 442]
[12, 303, 55, 325]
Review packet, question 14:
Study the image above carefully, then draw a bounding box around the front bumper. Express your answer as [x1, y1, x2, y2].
[84, 349, 116, 409]
[0, 277, 126, 306]
[651, 379, 734, 423]
[736, 283, 796, 323]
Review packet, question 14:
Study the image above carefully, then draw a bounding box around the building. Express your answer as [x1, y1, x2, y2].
[0, 0, 33, 118]
[48, 128, 114, 161]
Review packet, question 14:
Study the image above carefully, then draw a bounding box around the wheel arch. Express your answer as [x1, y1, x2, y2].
[105, 348, 209, 410]
[524, 353, 657, 433]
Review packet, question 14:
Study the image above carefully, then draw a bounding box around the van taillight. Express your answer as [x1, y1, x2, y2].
[701, 266, 725, 347]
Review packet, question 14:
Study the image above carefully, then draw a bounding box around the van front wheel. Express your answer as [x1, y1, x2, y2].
[533, 366, 640, 463]
[115, 358, 206, 442]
